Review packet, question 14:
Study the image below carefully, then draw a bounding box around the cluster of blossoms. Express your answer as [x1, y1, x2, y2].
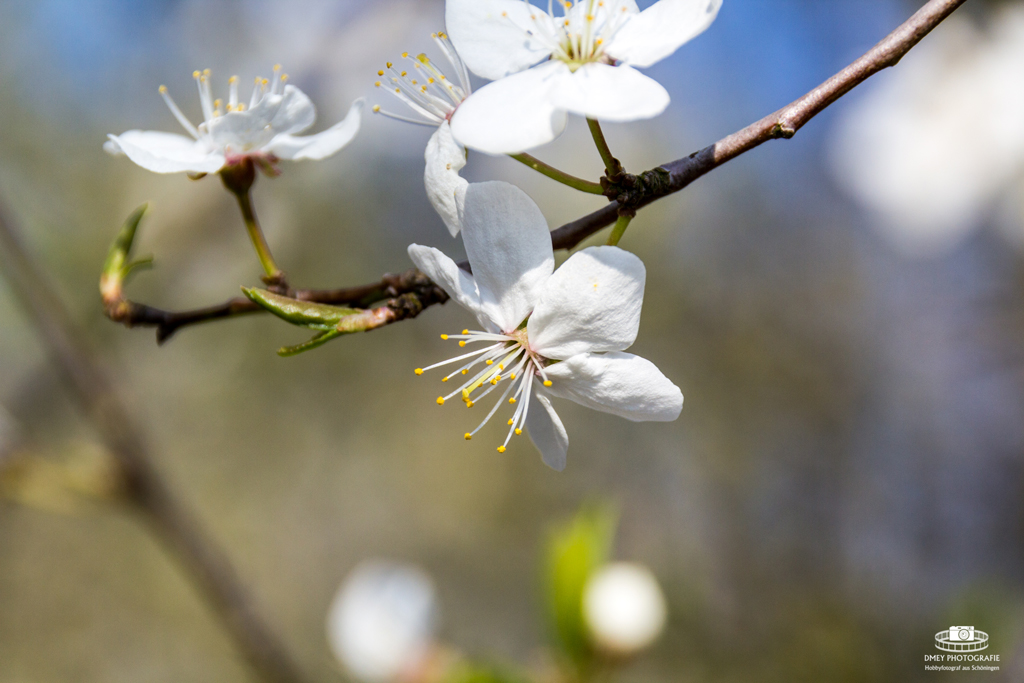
[106, 0, 720, 469]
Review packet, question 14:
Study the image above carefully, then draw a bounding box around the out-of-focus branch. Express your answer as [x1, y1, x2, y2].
[106, 0, 965, 343]
[0, 199, 311, 683]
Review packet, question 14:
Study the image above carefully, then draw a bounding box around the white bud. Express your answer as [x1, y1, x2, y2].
[582, 562, 667, 655]
[326, 560, 438, 682]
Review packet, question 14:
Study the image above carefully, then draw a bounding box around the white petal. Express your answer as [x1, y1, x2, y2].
[528, 246, 645, 360]
[526, 391, 569, 471]
[106, 131, 225, 174]
[450, 61, 570, 154]
[606, 0, 722, 68]
[543, 352, 683, 422]
[269, 84, 318, 136]
[207, 85, 318, 153]
[550, 63, 669, 122]
[407, 244, 494, 332]
[424, 122, 468, 236]
[265, 98, 363, 160]
[459, 181, 554, 332]
[445, 0, 552, 80]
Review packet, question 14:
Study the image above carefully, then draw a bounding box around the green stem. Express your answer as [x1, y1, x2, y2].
[234, 190, 282, 281]
[606, 214, 632, 246]
[586, 118, 621, 176]
[509, 153, 605, 194]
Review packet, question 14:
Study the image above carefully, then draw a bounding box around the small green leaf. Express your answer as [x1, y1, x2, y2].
[102, 204, 149, 281]
[544, 503, 618, 670]
[276, 329, 343, 357]
[242, 287, 359, 327]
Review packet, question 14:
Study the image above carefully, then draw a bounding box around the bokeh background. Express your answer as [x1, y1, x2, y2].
[2, 0, 1024, 681]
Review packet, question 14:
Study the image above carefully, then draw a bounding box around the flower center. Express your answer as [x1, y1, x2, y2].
[372, 32, 472, 126]
[506, 0, 632, 70]
[414, 326, 554, 453]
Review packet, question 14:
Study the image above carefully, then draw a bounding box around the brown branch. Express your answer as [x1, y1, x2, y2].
[0, 199, 311, 683]
[107, 0, 966, 342]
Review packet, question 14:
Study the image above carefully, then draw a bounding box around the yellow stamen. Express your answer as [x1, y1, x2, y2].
[543, 380, 553, 387]
[415, 368, 424, 375]
[402, 51, 409, 58]
[497, 446, 506, 453]
[193, 70, 201, 78]
[486, 360, 493, 365]
[378, 70, 385, 76]
[440, 334, 448, 340]
[466, 401, 474, 408]
[373, 104, 381, 112]
[436, 396, 445, 405]
[509, 398, 516, 404]
[459, 341, 467, 347]
[464, 433, 472, 440]
[158, 85, 167, 93]
[508, 419, 514, 425]
[515, 429, 522, 435]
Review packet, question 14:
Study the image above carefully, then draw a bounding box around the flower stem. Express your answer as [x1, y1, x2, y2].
[586, 118, 622, 177]
[509, 153, 605, 194]
[234, 190, 283, 282]
[606, 214, 633, 246]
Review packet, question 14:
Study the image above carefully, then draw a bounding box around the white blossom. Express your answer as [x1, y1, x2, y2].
[409, 180, 682, 471]
[326, 561, 438, 683]
[583, 562, 667, 655]
[373, 33, 472, 236]
[445, 0, 721, 154]
[830, 6, 1024, 255]
[105, 65, 363, 175]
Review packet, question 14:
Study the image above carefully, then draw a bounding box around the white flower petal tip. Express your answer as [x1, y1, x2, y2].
[266, 98, 364, 160]
[446, 0, 719, 148]
[327, 561, 438, 683]
[410, 184, 680, 469]
[107, 65, 358, 174]
[583, 563, 667, 655]
[424, 122, 468, 236]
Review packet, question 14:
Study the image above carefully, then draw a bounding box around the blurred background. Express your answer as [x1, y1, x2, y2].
[2, 0, 1023, 681]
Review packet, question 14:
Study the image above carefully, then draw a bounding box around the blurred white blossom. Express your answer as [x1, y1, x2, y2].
[374, 33, 472, 236]
[583, 562, 667, 655]
[326, 561, 438, 683]
[106, 66, 363, 175]
[830, 6, 1024, 255]
[446, 0, 721, 154]
[409, 181, 682, 471]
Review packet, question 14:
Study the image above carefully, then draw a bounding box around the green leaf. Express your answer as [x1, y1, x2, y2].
[242, 287, 360, 327]
[442, 664, 531, 683]
[544, 503, 618, 670]
[102, 204, 149, 281]
[276, 329, 343, 357]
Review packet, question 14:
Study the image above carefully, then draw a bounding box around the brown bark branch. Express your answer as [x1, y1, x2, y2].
[0, 199, 311, 683]
[107, 0, 966, 342]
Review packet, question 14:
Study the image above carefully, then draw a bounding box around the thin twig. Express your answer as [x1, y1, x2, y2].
[107, 0, 966, 342]
[0, 198, 311, 683]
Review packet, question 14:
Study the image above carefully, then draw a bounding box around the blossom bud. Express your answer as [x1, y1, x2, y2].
[326, 560, 438, 683]
[582, 562, 667, 656]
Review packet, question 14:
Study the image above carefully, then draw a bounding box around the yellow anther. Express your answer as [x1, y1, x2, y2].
[214, 98, 222, 108]
[486, 360, 493, 365]
[373, 104, 381, 112]
[431, 32, 437, 38]
[401, 71, 408, 77]
[464, 433, 472, 440]
[462, 329, 469, 334]
[462, 369, 468, 375]
[417, 53, 430, 63]
[462, 390, 470, 400]
[502, 11, 508, 16]
[595, 38, 604, 45]
[440, 334, 449, 340]
[421, 86, 428, 92]
[229, 75, 238, 84]
[395, 88, 402, 93]
[237, 103, 246, 111]
[375, 81, 382, 87]
[262, 78, 269, 85]
[158, 85, 168, 93]
[509, 398, 516, 404]
[490, 378, 498, 386]
[436, 396, 445, 405]
[203, 68, 211, 76]
[497, 446, 506, 453]
[508, 419, 514, 426]
[511, 374, 517, 380]
[498, 364, 504, 370]
[543, 380, 552, 387]
[415, 368, 424, 375]
[441, 377, 448, 383]
[495, 375, 502, 382]
[193, 70, 201, 79]
[428, 78, 435, 84]
[281, 74, 288, 82]
[411, 79, 418, 85]
[274, 64, 282, 71]
[402, 52, 409, 58]
[386, 62, 393, 68]
[466, 401, 474, 408]
[459, 341, 467, 347]
[378, 70, 384, 76]
[515, 429, 522, 435]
